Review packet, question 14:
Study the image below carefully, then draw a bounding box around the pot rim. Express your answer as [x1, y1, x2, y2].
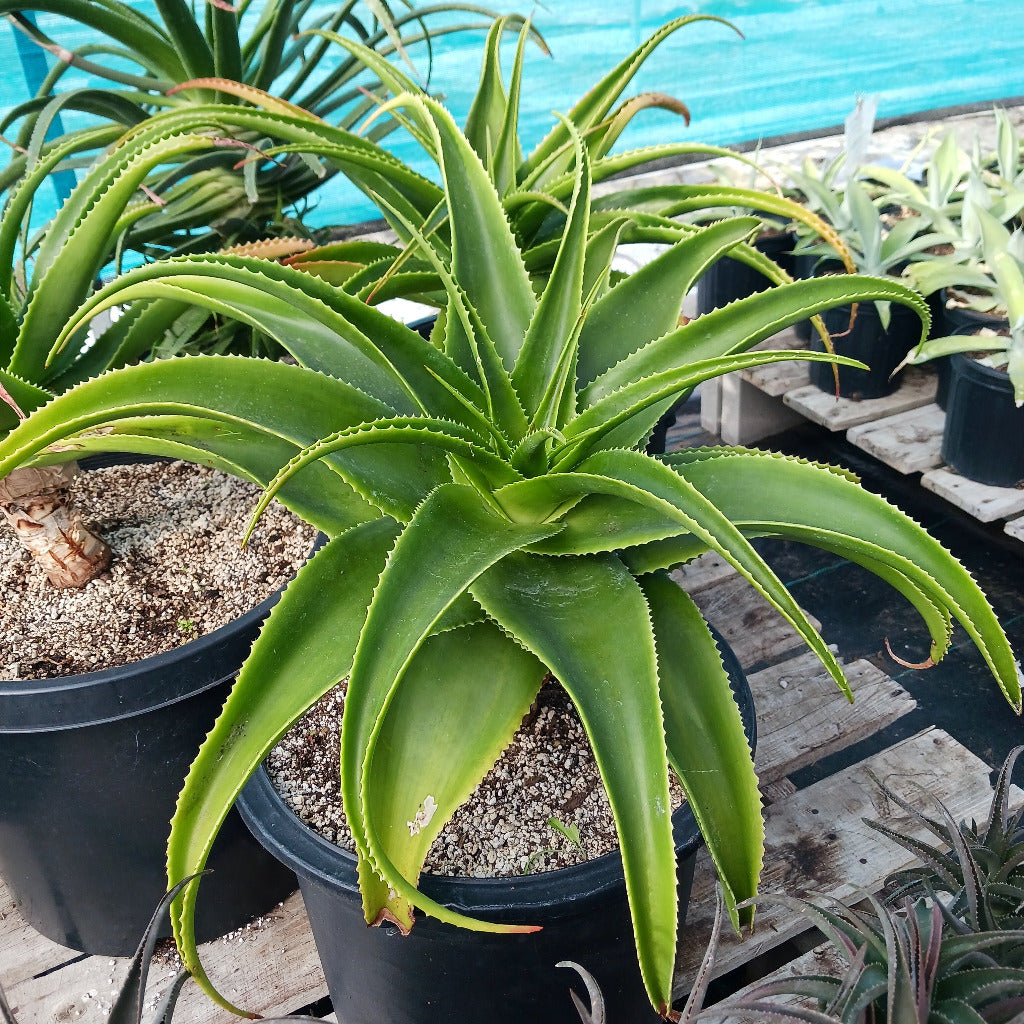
[0, 585, 283, 732]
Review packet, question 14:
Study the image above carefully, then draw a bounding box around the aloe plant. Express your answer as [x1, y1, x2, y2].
[268, 13, 856, 300]
[0, 0, 514, 255]
[0, 85, 1018, 1018]
[903, 206, 1024, 405]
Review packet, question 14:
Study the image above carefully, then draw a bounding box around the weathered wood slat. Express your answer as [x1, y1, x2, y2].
[846, 403, 945, 474]
[0, 887, 325, 1024]
[738, 329, 810, 397]
[748, 653, 916, 786]
[673, 728, 1017, 997]
[921, 466, 1024, 523]
[686, 570, 821, 670]
[697, 942, 849, 1023]
[783, 367, 937, 432]
[1006, 515, 1024, 543]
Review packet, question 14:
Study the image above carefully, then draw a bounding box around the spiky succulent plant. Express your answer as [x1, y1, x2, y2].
[715, 892, 1024, 1024]
[0, 0, 514, 255]
[0, 80, 1020, 1024]
[866, 746, 1024, 936]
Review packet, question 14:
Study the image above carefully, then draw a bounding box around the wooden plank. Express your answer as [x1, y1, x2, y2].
[738, 328, 810, 397]
[846, 403, 946, 475]
[0, 888, 326, 1024]
[1005, 515, 1024, 543]
[673, 728, 1018, 998]
[672, 552, 742, 598]
[686, 571, 821, 670]
[698, 943, 849, 1022]
[747, 653, 916, 786]
[783, 367, 937, 431]
[921, 466, 1024, 523]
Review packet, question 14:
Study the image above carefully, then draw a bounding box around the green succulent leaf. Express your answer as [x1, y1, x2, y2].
[341, 483, 560, 931]
[641, 572, 763, 930]
[169, 517, 403, 1014]
[362, 621, 546, 913]
[472, 551, 677, 1015]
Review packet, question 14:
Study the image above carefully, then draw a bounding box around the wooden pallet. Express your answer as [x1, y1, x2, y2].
[0, 554, 1010, 1024]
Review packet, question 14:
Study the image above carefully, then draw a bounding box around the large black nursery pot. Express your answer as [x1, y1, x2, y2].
[0, 457, 299, 955]
[809, 298, 921, 400]
[696, 228, 796, 316]
[0, 592, 299, 956]
[238, 634, 755, 1024]
[941, 342, 1024, 488]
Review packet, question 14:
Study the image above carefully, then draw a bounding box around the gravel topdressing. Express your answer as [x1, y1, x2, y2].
[1, 459, 317, 680]
[268, 678, 686, 879]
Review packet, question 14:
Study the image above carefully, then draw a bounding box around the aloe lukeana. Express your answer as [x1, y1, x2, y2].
[0, 96, 1020, 1021]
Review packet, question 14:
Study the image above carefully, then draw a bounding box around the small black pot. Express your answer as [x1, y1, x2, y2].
[696, 229, 796, 316]
[931, 294, 1007, 410]
[941, 346, 1024, 488]
[0, 458, 301, 955]
[809, 299, 921, 400]
[238, 637, 754, 1024]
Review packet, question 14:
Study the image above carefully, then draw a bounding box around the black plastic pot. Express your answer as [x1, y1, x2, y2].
[941, 347, 1024, 488]
[809, 299, 921, 400]
[238, 636, 755, 1024]
[0, 459, 300, 955]
[930, 293, 1006, 410]
[696, 229, 796, 317]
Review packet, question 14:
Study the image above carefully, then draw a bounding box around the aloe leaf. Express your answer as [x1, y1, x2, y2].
[641, 572, 763, 930]
[29, 414, 365, 536]
[245, 417, 519, 538]
[520, 14, 737, 188]
[576, 217, 761, 386]
[341, 484, 560, 931]
[472, 551, 677, 1015]
[563, 346, 865, 459]
[464, 18, 512, 174]
[0, 1, 185, 78]
[169, 517, 402, 1014]
[11, 130, 244, 382]
[363, 621, 545, 909]
[418, 96, 537, 370]
[663, 447, 1022, 711]
[362, 169, 528, 443]
[490, 19, 530, 197]
[0, 368, 51, 429]
[579, 274, 929, 408]
[512, 118, 589, 424]
[57, 254, 489, 427]
[0, 356, 442, 529]
[497, 449, 849, 697]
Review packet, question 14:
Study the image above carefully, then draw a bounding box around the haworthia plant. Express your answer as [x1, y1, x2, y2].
[0, 87, 1019, 1019]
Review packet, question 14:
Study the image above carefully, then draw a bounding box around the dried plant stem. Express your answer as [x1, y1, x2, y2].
[0, 463, 111, 588]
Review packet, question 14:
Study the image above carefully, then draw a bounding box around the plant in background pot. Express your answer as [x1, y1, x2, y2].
[0, 0, 514, 257]
[902, 207, 1024, 487]
[793, 176, 943, 400]
[1, 81, 1019, 1021]
[0, 113, 353, 955]
[865, 745, 1024, 935]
